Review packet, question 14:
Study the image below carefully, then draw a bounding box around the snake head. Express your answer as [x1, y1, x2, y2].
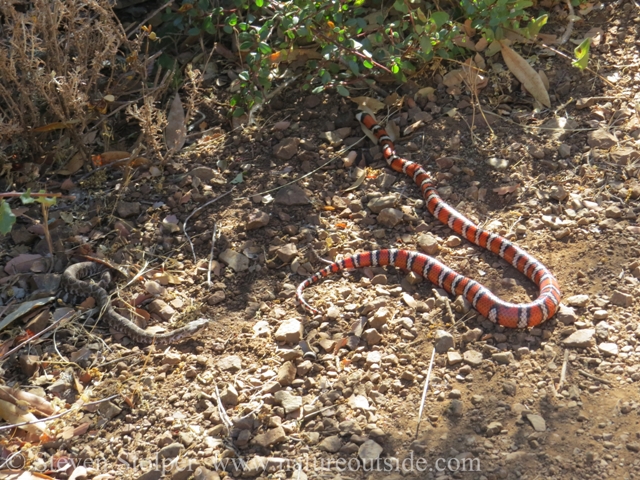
[188, 318, 211, 333]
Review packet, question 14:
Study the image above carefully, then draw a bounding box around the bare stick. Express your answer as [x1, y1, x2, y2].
[559, 0, 575, 45]
[415, 347, 436, 437]
[557, 348, 569, 392]
[578, 369, 612, 386]
[0, 311, 72, 361]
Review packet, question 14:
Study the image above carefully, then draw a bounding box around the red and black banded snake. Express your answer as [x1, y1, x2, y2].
[296, 112, 561, 328]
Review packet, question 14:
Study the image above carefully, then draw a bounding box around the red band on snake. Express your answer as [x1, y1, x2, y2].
[296, 112, 561, 328]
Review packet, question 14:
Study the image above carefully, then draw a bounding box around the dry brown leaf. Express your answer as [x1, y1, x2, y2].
[166, 93, 186, 152]
[500, 43, 551, 107]
[475, 37, 489, 52]
[385, 119, 400, 142]
[60, 178, 75, 191]
[415, 87, 435, 101]
[273, 121, 290, 131]
[56, 152, 84, 175]
[92, 151, 130, 166]
[443, 69, 464, 88]
[351, 96, 385, 114]
[0, 399, 46, 435]
[384, 92, 401, 106]
[33, 121, 78, 132]
[343, 167, 366, 193]
[3, 254, 44, 275]
[538, 70, 550, 91]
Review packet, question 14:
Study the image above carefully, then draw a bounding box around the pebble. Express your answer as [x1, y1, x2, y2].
[219, 385, 239, 406]
[597, 342, 618, 356]
[370, 307, 392, 329]
[492, 351, 514, 365]
[252, 427, 287, 447]
[246, 210, 270, 230]
[362, 328, 382, 346]
[218, 355, 242, 373]
[273, 137, 300, 160]
[417, 233, 439, 254]
[367, 195, 397, 213]
[461, 328, 483, 343]
[610, 290, 632, 307]
[526, 414, 546, 432]
[358, 440, 383, 461]
[566, 295, 590, 308]
[587, 129, 617, 149]
[445, 235, 461, 247]
[277, 361, 296, 386]
[502, 381, 517, 396]
[463, 350, 483, 367]
[274, 185, 310, 205]
[434, 330, 454, 353]
[593, 309, 609, 320]
[447, 351, 463, 365]
[556, 305, 577, 325]
[158, 443, 183, 459]
[562, 329, 595, 348]
[219, 249, 250, 272]
[318, 435, 342, 453]
[485, 422, 502, 437]
[377, 208, 404, 227]
[274, 319, 303, 343]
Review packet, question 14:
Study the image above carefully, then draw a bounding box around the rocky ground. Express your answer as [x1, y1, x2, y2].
[2, 1, 640, 480]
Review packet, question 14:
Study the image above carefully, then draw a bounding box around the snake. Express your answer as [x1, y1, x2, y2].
[297, 113, 562, 328]
[61, 262, 209, 344]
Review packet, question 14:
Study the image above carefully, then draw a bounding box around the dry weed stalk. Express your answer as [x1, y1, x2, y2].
[0, 0, 124, 160]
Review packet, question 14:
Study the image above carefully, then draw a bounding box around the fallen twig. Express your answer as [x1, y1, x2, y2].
[578, 368, 613, 386]
[415, 347, 436, 438]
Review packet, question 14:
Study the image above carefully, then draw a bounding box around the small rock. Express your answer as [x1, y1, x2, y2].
[463, 350, 483, 367]
[588, 129, 617, 149]
[318, 435, 342, 453]
[610, 290, 632, 307]
[366, 351, 382, 366]
[556, 305, 577, 325]
[367, 195, 397, 213]
[190, 166, 217, 183]
[492, 352, 514, 365]
[593, 309, 609, 320]
[377, 208, 404, 227]
[158, 443, 184, 460]
[218, 355, 242, 373]
[445, 235, 461, 247]
[447, 351, 463, 365]
[274, 390, 302, 413]
[246, 210, 270, 230]
[562, 329, 595, 348]
[461, 328, 482, 343]
[274, 185, 310, 205]
[486, 422, 503, 437]
[148, 299, 175, 322]
[598, 342, 618, 356]
[219, 385, 239, 406]
[566, 295, 589, 308]
[549, 185, 568, 201]
[558, 144, 572, 158]
[276, 243, 298, 263]
[252, 427, 287, 447]
[449, 400, 464, 417]
[358, 440, 383, 461]
[277, 361, 296, 386]
[434, 330, 454, 353]
[362, 328, 382, 346]
[206, 290, 225, 306]
[275, 319, 303, 343]
[273, 137, 300, 160]
[502, 381, 517, 396]
[526, 414, 546, 432]
[219, 249, 250, 272]
[370, 307, 392, 329]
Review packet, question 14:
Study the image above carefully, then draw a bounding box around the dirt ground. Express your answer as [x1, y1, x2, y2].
[2, 1, 640, 480]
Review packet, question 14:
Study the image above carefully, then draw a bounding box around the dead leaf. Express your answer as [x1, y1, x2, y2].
[166, 93, 186, 152]
[56, 152, 84, 175]
[342, 167, 366, 192]
[384, 92, 401, 106]
[0, 399, 46, 435]
[403, 120, 423, 136]
[60, 178, 75, 191]
[385, 119, 400, 142]
[33, 121, 78, 132]
[351, 96, 385, 114]
[415, 87, 435, 101]
[500, 43, 551, 107]
[493, 184, 520, 195]
[3, 254, 44, 275]
[475, 37, 489, 52]
[583, 27, 603, 46]
[92, 151, 130, 166]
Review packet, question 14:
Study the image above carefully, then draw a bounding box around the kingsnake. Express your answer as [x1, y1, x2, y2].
[296, 113, 561, 328]
[61, 262, 209, 344]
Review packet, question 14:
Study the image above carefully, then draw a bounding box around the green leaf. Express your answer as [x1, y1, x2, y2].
[232, 107, 246, 117]
[363, 59, 374, 69]
[37, 196, 57, 208]
[0, 200, 16, 235]
[336, 85, 350, 97]
[20, 190, 35, 204]
[187, 27, 201, 36]
[572, 37, 591, 70]
[430, 11, 449, 28]
[393, 0, 408, 14]
[524, 14, 548, 38]
[230, 172, 244, 184]
[255, 0, 263, 6]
